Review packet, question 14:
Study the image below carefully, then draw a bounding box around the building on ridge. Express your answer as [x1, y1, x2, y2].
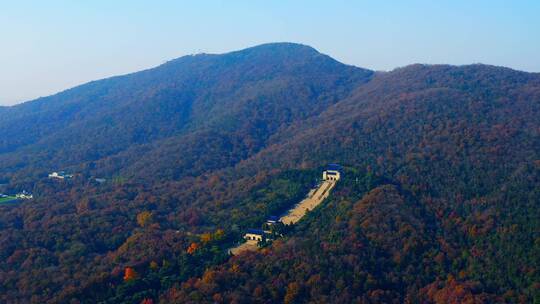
[322, 163, 342, 181]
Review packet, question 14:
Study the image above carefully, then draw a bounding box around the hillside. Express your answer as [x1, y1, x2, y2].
[0, 42, 372, 185]
[0, 44, 539, 303]
[164, 64, 540, 303]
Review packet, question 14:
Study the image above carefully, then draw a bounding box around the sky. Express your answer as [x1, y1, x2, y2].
[1, 1, 539, 105]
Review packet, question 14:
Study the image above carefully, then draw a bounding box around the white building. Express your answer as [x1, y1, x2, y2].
[48, 171, 73, 180]
[16, 191, 33, 199]
[265, 216, 280, 226]
[244, 229, 265, 244]
[322, 164, 342, 181]
[94, 178, 107, 184]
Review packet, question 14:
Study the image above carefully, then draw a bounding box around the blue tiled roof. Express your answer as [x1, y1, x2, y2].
[247, 228, 264, 235]
[327, 164, 342, 171]
[267, 215, 279, 222]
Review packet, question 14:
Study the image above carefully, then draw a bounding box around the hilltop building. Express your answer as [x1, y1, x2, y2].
[322, 164, 342, 181]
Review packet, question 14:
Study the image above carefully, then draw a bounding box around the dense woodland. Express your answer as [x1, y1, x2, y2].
[0, 43, 539, 303]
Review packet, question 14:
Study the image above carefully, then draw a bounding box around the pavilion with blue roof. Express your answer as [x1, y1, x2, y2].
[244, 228, 265, 243]
[323, 163, 342, 181]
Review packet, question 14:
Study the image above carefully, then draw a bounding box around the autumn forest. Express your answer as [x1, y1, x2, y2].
[0, 43, 539, 303]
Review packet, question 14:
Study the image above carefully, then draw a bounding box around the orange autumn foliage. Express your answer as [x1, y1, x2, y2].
[420, 275, 491, 304]
[123, 267, 138, 281]
[187, 242, 199, 254]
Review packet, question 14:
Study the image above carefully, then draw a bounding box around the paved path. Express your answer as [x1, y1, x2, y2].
[229, 241, 259, 255]
[280, 180, 336, 225]
[229, 180, 336, 255]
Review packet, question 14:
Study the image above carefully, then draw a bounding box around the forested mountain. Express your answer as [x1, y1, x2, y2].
[0, 43, 538, 303]
[0, 43, 372, 184]
[168, 63, 540, 303]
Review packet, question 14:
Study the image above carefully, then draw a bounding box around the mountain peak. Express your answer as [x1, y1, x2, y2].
[233, 42, 319, 54]
[165, 42, 323, 67]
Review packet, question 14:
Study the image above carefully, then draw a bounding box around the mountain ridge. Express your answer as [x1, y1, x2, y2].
[4, 42, 539, 110]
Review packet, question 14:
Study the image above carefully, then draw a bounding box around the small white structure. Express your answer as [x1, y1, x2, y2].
[48, 171, 73, 180]
[244, 229, 265, 244]
[266, 216, 280, 226]
[16, 191, 33, 199]
[322, 164, 342, 181]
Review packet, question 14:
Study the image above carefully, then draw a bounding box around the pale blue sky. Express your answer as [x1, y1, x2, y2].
[1, 1, 539, 105]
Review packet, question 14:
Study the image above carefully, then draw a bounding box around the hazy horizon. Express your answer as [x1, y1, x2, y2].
[2, 0, 539, 106]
